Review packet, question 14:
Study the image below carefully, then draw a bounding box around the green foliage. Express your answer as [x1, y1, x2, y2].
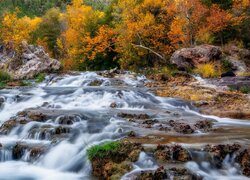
[87, 141, 121, 160]
[0, 0, 70, 17]
[0, 70, 11, 82]
[240, 86, 250, 94]
[35, 73, 46, 83]
[32, 8, 62, 58]
[222, 59, 233, 72]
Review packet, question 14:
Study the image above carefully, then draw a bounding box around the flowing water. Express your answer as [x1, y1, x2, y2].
[0, 71, 249, 180]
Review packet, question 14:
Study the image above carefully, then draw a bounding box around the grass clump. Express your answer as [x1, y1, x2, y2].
[87, 141, 121, 161]
[0, 70, 11, 82]
[35, 73, 46, 83]
[240, 86, 250, 94]
[195, 63, 219, 78]
[0, 70, 11, 88]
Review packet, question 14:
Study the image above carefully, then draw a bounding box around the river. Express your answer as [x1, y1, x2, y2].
[0, 71, 249, 180]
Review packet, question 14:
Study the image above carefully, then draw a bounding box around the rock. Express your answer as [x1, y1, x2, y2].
[194, 120, 213, 132]
[170, 45, 222, 70]
[89, 80, 103, 86]
[118, 113, 150, 120]
[204, 144, 241, 168]
[12, 143, 46, 161]
[154, 145, 191, 162]
[110, 102, 117, 108]
[236, 148, 250, 177]
[221, 71, 236, 77]
[154, 145, 171, 162]
[0, 41, 61, 80]
[136, 167, 167, 180]
[26, 111, 47, 122]
[169, 120, 194, 134]
[56, 115, 80, 125]
[172, 145, 191, 162]
[167, 168, 197, 180]
[90, 140, 142, 179]
[128, 131, 136, 137]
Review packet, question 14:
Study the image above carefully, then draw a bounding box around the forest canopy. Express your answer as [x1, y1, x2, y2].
[0, 0, 249, 70]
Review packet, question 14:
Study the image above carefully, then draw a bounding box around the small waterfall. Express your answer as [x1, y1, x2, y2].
[0, 71, 249, 180]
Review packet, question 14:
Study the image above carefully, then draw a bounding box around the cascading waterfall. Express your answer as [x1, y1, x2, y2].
[0, 71, 249, 180]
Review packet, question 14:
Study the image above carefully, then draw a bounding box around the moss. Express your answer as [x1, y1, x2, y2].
[35, 73, 46, 83]
[87, 141, 121, 161]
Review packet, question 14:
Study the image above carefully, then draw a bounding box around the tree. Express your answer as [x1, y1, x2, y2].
[114, 0, 174, 69]
[0, 10, 41, 50]
[57, 0, 105, 70]
[33, 8, 63, 58]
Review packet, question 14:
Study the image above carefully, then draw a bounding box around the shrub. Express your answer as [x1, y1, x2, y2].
[195, 63, 219, 78]
[87, 141, 121, 161]
[0, 70, 11, 82]
[240, 86, 250, 94]
[35, 73, 46, 83]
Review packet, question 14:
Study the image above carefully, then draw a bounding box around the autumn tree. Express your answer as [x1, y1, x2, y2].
[168, 0, 209, 47]
[114, 0, 175, 69]
[57, 0, 107, 70]
[0, 10, 41, 50]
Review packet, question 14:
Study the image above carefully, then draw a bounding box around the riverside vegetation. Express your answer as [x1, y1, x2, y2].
[0, 0, 250, 180]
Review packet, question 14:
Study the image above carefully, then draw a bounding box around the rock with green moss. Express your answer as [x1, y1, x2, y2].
[87, 140, 142, 179]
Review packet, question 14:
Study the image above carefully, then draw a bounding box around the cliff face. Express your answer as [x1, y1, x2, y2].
[0, 41, 61, 80]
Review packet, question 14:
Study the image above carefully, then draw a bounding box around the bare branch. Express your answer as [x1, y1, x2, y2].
[132, 43, 165, 60]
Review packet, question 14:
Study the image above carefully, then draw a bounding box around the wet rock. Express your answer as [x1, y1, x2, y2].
[110, 102, 117, 108]
[97, 68, 123, 78]
[55, 126, 71, 134]
[89, 80, 103, 86]
[167, 168, 198, 180]
[118, 113, 150, 120]
[194, 120, 213, 132]
[89, 140, 142, 179]
[27, 111, 47, 122]
[0, 119, 18, 134]
[154, 145, 171, 161]
[236, 148, 250, 177]
[103, 161, 132, 180]
[142, 119, 159, 125]
[56, 115, 80, 125]
[170, 45, 222, 70]
[169, 120, 194, 134]
[136, 166, 167, 180]
[154, 145, 191, 162]
[12, 143, 45, 160]
[204, 144, 241, 168]
[0, 96, 5, 106]
[128, 131, 136, 137]
[172, 145, 191, 162]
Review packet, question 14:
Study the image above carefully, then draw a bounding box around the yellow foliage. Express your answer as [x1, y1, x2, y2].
[0, 12, 41, 49]
[195, 63, 219, 78]
[58, 0, 105, 68]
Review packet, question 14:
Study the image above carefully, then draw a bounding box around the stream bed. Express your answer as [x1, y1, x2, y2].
[0, 71, 249, 180]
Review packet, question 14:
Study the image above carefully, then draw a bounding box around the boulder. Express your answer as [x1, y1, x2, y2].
[0, 41, 61, 80]
[170, 45, 222, 70]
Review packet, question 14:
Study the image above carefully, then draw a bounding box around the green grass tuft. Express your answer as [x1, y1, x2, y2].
[87, 141, 121, 161]
[0, 70, 11, 82]
[240, 86, 250, 94]
[35, 73, 46, 83]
